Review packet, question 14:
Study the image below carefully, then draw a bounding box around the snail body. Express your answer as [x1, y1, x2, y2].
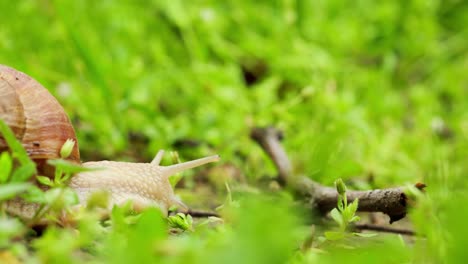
[0, 64, 219, 219]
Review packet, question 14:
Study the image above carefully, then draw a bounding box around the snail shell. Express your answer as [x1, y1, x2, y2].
[0, 64, 80, 176]
[0, 65, 219, 219]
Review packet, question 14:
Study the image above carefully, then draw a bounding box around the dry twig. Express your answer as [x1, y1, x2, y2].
[185, 209, 220, 218]
[251, 126, 422, 223]
[353, 223, 415, 236]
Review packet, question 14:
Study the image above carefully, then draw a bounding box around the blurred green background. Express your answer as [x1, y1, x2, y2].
[1, 0, 466, 186]
[1, 0, 467, 263]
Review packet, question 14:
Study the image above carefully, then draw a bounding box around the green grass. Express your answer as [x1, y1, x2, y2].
[0, 0, 467, 263]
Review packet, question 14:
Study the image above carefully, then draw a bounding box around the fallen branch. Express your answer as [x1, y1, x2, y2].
[353, 223, 415, 236]
[185, 209, 220, 218]
[251, 127, 421, 223]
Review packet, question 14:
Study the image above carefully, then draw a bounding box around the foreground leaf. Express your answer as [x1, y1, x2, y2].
[324, 231, 346, 241]
[0, 183, 32, 201]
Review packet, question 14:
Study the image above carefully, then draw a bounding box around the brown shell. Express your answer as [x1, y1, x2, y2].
[0, 64, 80, 175]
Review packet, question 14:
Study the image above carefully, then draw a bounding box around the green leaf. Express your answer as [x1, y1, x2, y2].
[167, 213, 193, 231]
[0, 183, 32, 201]
[0, 217, 25, 247]
[324, 231, 346, 241]
[85, 191, 110, 209]
[342, 206, 352, 223]
[342, 198, 360, 224]
[330, 208, 343, 227]
[1, 120, 37, 184]
[353, 232, 378, 238]
[337, 195, 344, 212]
[199, 216, 224, 226]
[21, 185, 47, 204]
[131, 208, 167, 243]
[10, 163, 36, 182]
[110, 205, 127, 232]
[348, 198, 359, 216]
[61, 188, 79, 207]
[0, 119, 35, 168]
[36, 176, 54, 187]
[0, 152, 12, 183]
[350, 215, 361, 223]
[44, 188, 63, 204]
[43, 187, 78, 210]
[186, 214, 193, 226]
[47, 159, 94, 174]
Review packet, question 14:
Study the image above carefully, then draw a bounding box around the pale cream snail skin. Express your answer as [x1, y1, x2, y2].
[0, 64, 219, 219]
[70, 151, 220, 216]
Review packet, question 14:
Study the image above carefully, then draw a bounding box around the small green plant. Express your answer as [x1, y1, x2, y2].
[0, 120, 37, 209]
[0, 120, 36, 184]
[167, 213, 193, 231]
[324, 178, 362, 241]
[36, 139, 92, 188]
[31, 140, 100, 224]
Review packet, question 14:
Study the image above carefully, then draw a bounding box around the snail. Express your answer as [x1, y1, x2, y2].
[0, 64, 220, 219]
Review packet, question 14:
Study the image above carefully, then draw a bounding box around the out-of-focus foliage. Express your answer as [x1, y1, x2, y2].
[0, 0, 467, 263]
